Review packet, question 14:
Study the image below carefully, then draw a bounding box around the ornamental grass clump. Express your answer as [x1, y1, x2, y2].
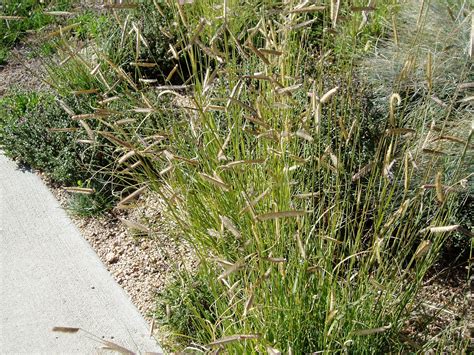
[40, 0, 472, 352]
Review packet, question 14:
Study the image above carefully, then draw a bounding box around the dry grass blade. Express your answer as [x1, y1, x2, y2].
[57, 99, 75, 116]
[246, 43, 270, 65]
[267, 347, 282, 355]
[352, 163, 373, 182]
[243, 73, 271, 80]
[295, 232, 306, 259]
[240, 187, 271, 214]
[220, 215, 241, 239]
[129, 62, 157, 68]
[168, 153, 199, 166]
[266, 257, 286, 263]
[389, 93, 401, 126]
[257, 210, 306, 221]
[156, 85, 189, 91]
[101, 55, 138, 91]
[131, 108, 155, 113]
[294, 192, 319, 199]
[469, 12, 473, 59]
[217, 262, 244, 281]
[383, 199, 410, 229]
[52, 326, 80, 333]
[72, 89, 99, 95]
[118, 217, 150, 233]
[52, 326, 134, 354]
[166, 64, 179, 81]
[208, 334, 259, 347]
[287, 18, 318, 31]
[168, 43, 179, 60]
[431, 135, 467, 145]
[383, 159, 396, 180]
[320, 87, 339, 103]
[71, 113, 96, 120]
[0, 15, 26, 20]
[77, 139, 94, 144]
[424, 225, 460, 233]
[354, 324, 392, 336]
[219, 159, 265, 170]
[118, 150, 136, 164]
[100, 339, 135, 355]
[458, 96, 474, 103]
[63, 187, 95, 194]
[218, 125, 234, 161]
[196, 39, 225, 63]
[199, 172, 230, 191]
[98, 96, 119, 105]
[243, 289, 255, 316]
[296, 129, 313, 142]
[385, 128, 416, 135]
[414, 240, 432, 259]
[103, 3, 138, 9]
[48, 127, 78, 132]
[289, 5, 325, 13]
[99, 131, 134, 149]
[117, 186, 147, 207]
[43, 10, 74, 16]
[276, 83, 303, 95]
[458, 82, 474, 90]
[420, 225, 474, 238]
[95, 109, 120, 117]
[422, 148, 446, 156]
[78, 120, 94, 141]
[330, 0, 340, 28]
[189, 18, 207, 44]
[244, 115, 271, 129]
[430, 95, 447, 107]
[139, 78, 158, 84]
[258, 49, 283, 56]
[435, 171, 445, 203]
[45, 23, 80, 38]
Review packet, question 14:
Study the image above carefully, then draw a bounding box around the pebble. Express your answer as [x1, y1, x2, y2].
[106, 252, 119, 264]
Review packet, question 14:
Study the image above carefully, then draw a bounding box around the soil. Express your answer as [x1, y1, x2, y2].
[0, 46, 46, 96]
[402, 263, 473, 351]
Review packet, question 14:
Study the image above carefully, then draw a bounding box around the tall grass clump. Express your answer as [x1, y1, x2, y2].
[43, 0, 472, 352]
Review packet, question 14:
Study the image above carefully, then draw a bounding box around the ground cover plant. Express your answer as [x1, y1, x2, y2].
[1, 0, 472, 353]
[0, 91, 119, 215]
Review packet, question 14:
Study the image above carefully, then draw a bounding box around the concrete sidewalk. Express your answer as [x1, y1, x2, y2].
[0, 153, 162, 354]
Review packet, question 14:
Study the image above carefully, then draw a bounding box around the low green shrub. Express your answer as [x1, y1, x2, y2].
[0, 91, 117, 206]
[0, 92, 77, 182]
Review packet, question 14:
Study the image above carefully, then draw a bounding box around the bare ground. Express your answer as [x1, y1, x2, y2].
[0, 47, 46, 96]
